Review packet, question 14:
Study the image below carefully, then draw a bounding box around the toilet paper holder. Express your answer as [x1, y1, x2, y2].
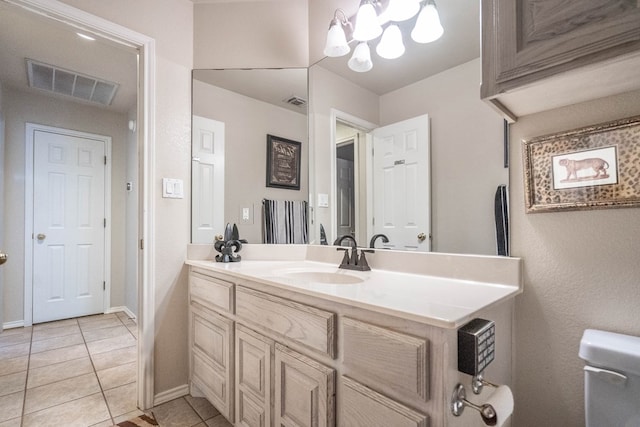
[450, 383, 499, 426]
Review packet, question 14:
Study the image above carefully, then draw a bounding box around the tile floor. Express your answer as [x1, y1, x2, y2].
[0, 312, 231, 427]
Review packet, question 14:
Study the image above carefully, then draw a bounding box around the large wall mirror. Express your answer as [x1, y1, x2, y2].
[191, 69, 308, 244]
[192, 0, 509, 256]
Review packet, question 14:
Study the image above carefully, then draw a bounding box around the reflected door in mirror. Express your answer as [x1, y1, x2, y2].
[192, 116, 225, 243]
[371, 115, 431, 251]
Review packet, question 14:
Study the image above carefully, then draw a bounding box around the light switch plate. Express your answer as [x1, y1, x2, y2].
[318, 193, 329, 208]
[162, 178, 184, 199]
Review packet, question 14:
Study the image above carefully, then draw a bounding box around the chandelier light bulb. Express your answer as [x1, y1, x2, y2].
[384, 0, 420, 22]
[324, 21, 350, 57]
[376, 25, 405, 59]
[348, 42, 374, 72]
[411, 2, 444, 43]
[353, 1, 383, 41]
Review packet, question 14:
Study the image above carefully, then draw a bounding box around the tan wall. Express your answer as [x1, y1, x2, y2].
[192, 80, 309, 243]
[59, 0, 194, 395]
[380, 58, 507, 255]
[510, 89, 640, 425]
[2, 87, 129, 321]
[308, 65, 380, 244]
[193, 0, 308, 69]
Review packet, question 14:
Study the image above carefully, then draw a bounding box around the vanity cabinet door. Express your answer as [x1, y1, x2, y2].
[482, 0, 640, 98]
[236, 325, 274, 427]
[341, 377, 428, 427]
[274, 344, 335, 427]
[190, 303, 234, 422]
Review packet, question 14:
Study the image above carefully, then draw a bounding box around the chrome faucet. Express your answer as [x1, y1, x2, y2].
[369, 233, 389, 248]
[334, 235, 373, 271]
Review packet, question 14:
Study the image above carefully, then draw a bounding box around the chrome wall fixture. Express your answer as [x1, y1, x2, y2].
[323, 0, 443, 72]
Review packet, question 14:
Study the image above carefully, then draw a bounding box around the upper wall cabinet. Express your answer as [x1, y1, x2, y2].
[481, 0, 640, 121]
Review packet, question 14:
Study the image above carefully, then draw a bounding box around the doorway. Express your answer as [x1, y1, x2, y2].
[0, 0, 156, 410]
[330, 111, 432, 251]
[336, 137, 356, 239]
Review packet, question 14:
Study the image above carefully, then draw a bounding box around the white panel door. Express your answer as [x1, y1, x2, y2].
[33, 129, 106, 323]
[192, 115, 225, 243]
[371, 115, 430, 251]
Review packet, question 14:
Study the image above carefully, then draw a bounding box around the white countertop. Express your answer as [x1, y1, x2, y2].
[186, 256, 522, 329]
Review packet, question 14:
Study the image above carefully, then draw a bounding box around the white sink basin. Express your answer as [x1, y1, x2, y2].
[272, 267, 365, 284]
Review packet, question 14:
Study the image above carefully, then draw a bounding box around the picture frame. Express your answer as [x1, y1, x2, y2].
[266, 134, 301, 190]
[523, 115, 640, 213]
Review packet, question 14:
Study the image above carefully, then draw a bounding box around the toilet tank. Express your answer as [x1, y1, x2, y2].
[579, 329, 640, 427]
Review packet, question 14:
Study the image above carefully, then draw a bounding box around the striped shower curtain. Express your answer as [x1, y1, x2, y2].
[262, 199, 308, 244]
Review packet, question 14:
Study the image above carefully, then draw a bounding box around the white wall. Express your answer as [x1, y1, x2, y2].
[192, 80, 309, 243]
[510, 89, 640, 425]
[58, 0, 194, 396]
[125, 108, 138, 316]
[380, 58, 507, 255]
[2, 87, 129, 321]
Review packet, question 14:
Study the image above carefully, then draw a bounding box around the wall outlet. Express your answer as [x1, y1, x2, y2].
[240, 205, 253, 224]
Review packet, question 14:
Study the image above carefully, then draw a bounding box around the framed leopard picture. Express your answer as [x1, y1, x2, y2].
[523, 115, 640, 213]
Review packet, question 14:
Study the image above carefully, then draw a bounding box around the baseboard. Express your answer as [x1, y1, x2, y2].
[154, 384, 190, 406]
[106, 306, 137, 321]
[3, 320, 25, 330]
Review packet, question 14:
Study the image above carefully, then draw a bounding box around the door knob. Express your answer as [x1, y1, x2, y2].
[37, 233, 46, 241]
[417, 232, 426, 242]
[0, 252, 7, 265]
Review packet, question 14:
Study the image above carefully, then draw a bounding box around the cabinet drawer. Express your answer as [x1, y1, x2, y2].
[190, 269, 234, 314]
[236, 286, 336, 358]
[341, 376, 428, 427]
[343, 317, 429, 401]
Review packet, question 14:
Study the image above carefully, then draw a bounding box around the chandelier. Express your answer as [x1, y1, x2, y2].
[323, 0, 444, 72]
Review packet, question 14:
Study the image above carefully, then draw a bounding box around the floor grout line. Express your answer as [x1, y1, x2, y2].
[79, 316, 115, 426]
[20, 319, 36, 427]
[1, 312, 140, 427]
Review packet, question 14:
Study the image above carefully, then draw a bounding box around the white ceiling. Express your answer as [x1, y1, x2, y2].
[0, 0, 479, 113]
[0, 1, 138, 114]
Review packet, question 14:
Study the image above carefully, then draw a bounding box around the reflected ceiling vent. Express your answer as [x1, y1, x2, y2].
[284, 95, 307, 108]
[26, 59, 119, 106]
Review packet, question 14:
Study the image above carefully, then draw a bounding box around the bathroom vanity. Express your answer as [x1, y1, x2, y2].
[185, 244, 522, 427]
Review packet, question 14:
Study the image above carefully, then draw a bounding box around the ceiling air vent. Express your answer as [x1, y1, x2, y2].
[26, 59, 119, 106]
[284, 95, 307, 108]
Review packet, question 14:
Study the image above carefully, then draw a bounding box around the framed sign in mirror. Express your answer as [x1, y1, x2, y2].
[266, 134, 301, 190]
